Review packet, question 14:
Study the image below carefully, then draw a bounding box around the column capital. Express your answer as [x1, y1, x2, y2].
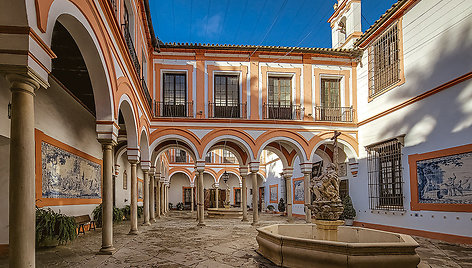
[127, 147, 140, 162]
[300, 163, 312, 174]
[99, 139, 117, 148]
[249, 162, 260, 173]
[5, 73, 41, 96]
[239, 166, 249, 176]
[150, 166, 155, 174]
[141, 160, 151, 171]
[195, 161, 205, 172]
[129, 159, 139, 165]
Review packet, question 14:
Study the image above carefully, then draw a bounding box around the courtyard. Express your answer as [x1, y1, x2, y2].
[0, 212, 470, 268]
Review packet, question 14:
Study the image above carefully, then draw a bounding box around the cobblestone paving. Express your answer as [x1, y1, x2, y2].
[1, 211, 471, 267]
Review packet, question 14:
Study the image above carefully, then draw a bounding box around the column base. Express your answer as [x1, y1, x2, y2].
[128, 229, 139, 235]
[287, 218, 294, 223]
[197, 222, 206, 227]
[142, 222, 151, 226]
[151, 218, 156, 223]
[98, 246, 116, 255]
[251, 221, 260, 226]
[241, 218, 249, 222]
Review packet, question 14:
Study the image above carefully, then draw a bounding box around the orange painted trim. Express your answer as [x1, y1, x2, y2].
[353, 221, 472, 245]
[35, 0, 54, 33]
[313, 68, 351, 108]
[207, 65, 248, 117]
[28, 51, 50, 75]
[138, 178, 144, 202]
[250, 58, 260, 119]
[292, 177, 305, 204]
[269, 184, 278, 203]
[29, 28, 57, 58]
[408, 144, 472, 212]
[340, 31, 363, 49]
[292, 213, 306, 218]
[358, 71, 472, 126]
[261, 66, 302, 111]
[35, 129, 103, 207]
[367, 17, 406, 102]
[154, 63, 194, 104]
[328, 0, 361, 23]
[303, 55, 313, 119]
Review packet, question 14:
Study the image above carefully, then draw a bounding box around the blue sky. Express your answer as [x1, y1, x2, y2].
[150, 0, 397, 48]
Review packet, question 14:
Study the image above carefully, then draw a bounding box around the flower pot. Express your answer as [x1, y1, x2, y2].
[344, 219, 354, 226]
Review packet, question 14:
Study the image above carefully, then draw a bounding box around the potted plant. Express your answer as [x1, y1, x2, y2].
[176, 202, 184, 211]
[278, 198, 285, 214]
[168, 203, 173, 210]
[341, 195, 356, 226]
[92, 204, 124, 227]
[266, 205, 275, 213]
[35, 208, 77, 247]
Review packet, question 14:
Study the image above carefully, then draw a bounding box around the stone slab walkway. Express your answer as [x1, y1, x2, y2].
[0, 211, 471, 267]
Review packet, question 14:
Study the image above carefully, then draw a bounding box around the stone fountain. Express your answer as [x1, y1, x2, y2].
[207, 182, 242, 218]
[256, 164, 420, 268]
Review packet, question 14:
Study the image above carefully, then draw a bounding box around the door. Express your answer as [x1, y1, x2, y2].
[163, 73, 187, 117]
[268, 77, 292, 119]
[214, 75, 240, 118]
[320, 78, 341, 121]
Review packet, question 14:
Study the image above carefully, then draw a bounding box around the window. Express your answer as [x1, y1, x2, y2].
[213, 75, 240, 118]
[175, 149, 187, 163]
[267, 77, 292, 119]
[163, 73, 187, 117]
[367, 138, 404, 210]
[205, 152, 213, 163]
[368, 22, 400, 97]
[223, 150, 236, 164]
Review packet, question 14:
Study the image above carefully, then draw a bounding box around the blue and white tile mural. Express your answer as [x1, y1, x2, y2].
[293, 180, 304, 202]
[41, 142, 101, 199]
[417, 151, 472, 204]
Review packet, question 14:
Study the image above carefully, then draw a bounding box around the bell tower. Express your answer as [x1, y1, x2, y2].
[329, 0, 362, 49]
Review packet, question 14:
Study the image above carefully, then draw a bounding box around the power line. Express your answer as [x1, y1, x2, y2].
[234, 0, 249, 43]
[204, 0, 212, 40]
[188, 0, 193, 42]
[217, 0, 231, 44]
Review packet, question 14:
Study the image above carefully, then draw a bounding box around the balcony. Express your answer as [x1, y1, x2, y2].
[263, 103, 302, 120]
[208, 103, 247, 119]
[123, 24, 141, 77]
[141, 78, 152, 110]
[314, 106, 353, 122]
[154, 101, 193, 118]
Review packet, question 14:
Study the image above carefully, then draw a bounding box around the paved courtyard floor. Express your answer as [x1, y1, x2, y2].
[1, 211, 471, 267]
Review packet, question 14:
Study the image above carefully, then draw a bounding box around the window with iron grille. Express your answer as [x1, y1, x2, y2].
[175, 149, 187, 163]
[163, 73, 187, 117]
[368, 22, 400, 98]
[367, 138, 404, 210]
[267, 77, 292, 119]
[214, 75, 240, 118]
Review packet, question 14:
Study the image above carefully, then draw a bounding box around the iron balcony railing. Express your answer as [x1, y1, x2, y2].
[208, 103, 247, 119]
[109, 0, 117, 15]
[263, 103, 302, 120]
[122, 24, 141, 77]
[154, 101, 193, 117]
[314, 106, 353, 122]
[141, 78, 152, 110]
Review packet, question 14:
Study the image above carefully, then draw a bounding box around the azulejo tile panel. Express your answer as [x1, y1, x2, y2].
[41, 142, 101, 199]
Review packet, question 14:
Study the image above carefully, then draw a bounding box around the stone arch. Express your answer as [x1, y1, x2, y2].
[169, 169, 194, 185]
[216, 169, 241, 184]
[204, 170, 217, 184]
[118, 95, 139, 152]
[256, 135, 308, 166]
[202, 135, 254, 165]
[45, 3, 115, 122]
[139, 127, 151, 167]
[310, 136, 358, 163]
[150, 135, 198, 168]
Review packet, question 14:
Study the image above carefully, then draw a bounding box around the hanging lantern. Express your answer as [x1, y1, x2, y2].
[222, 171, 229, 184]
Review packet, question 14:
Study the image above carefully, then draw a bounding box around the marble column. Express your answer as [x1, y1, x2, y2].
[251, 171, 259, 225]
[128, 160, 139, 234]
[195, 178, 200, 221]
[7, 74, 40, 267]
[241, 174, 248, 222]
[99, 141, 116, 254]
[215, 184, 219, 209]
[155, 174, 161, 219]
[143, 170, 151, 226]
[283, 169, 294, 222]
[165, 184, 168, 214]
[150, 170, 156, 222]
[197, 170, 205, 226]
[190, 183, 194, 212]
[160, 179, 165, 215]
[303, 170, 312, 223]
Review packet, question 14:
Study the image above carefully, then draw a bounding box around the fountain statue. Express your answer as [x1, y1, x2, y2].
[310, 163, 344, 221]
[224, 183, 231, 208]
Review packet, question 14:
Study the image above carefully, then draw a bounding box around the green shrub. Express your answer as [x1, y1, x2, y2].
[92, 204, 124, 227]
[137, 205, 143, 218]
[267, 205, 275, 211]
[121, 205, 131, 220]
[341, 195, 356, 220]
[176, 202, 184, 210]
[278, 198, 285, 213]
[35, 208, 77, 246]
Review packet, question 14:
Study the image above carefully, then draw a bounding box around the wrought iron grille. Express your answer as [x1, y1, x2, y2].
[154, 101, 193, 117]
[263, 103, 302, 120]
[367, 138, 404, 211]
[208, 103, 246, 118]
[141, 78, 152, 110]
[314, 106, 353, 122]
[123, 24, 141, 77]
[368, 22, 400, 98]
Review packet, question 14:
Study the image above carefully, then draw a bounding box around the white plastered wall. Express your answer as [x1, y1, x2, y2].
[353, 0, 472, 238]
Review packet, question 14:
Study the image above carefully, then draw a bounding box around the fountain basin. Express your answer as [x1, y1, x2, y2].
[207, 208, 242, 218]
[256, 224, 420, 268]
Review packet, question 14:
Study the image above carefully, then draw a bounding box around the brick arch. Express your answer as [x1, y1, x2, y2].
[201, 129, 255, 163]
[215, 168, 242, 184]
[169, 167, 195, 184]
[255, 129, 310, 164]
